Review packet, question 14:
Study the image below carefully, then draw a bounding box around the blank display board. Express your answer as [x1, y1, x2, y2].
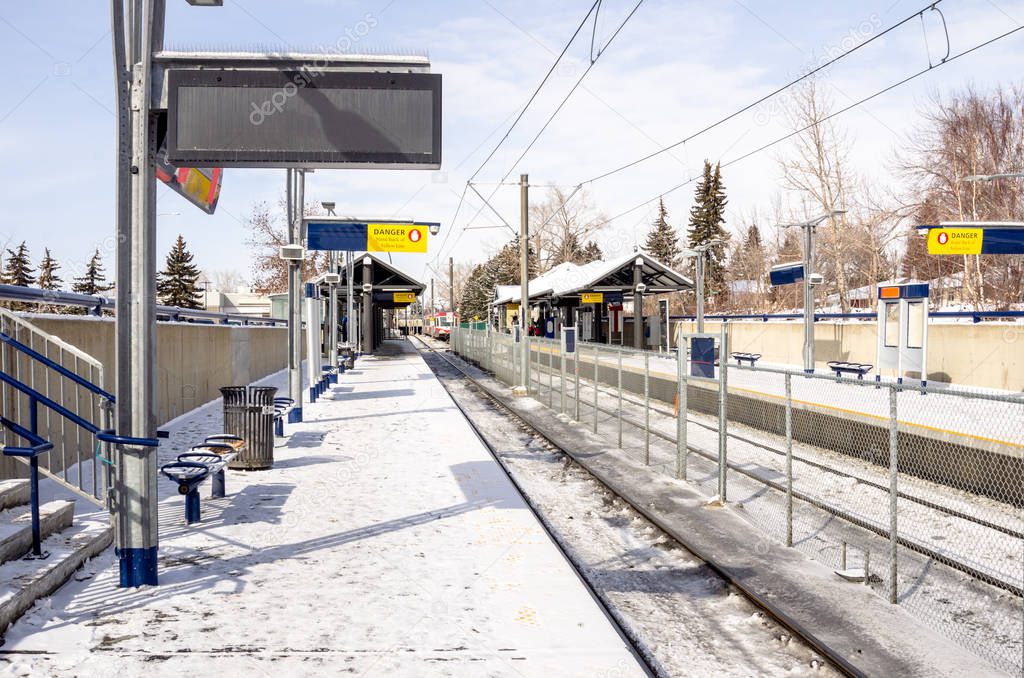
[166, 70, 441, 168]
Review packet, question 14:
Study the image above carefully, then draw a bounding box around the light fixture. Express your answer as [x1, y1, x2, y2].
[185, 0, 223, 5]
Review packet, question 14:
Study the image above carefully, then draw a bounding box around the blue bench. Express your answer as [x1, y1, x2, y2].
[160, 435, 244, 524]
[274, 398, 295, 436]
[827, 361, 873, 380]
[731, 352, 762, 367]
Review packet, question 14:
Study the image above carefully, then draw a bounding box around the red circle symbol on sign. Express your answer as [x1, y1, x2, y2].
[408, 229, 422, 242]
[937, 231, 949, 245]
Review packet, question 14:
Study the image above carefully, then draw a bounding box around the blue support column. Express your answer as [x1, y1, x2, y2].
[184, 489, 201, 524]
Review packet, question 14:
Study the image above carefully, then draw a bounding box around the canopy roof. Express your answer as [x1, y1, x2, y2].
[491, 251, 693, 306]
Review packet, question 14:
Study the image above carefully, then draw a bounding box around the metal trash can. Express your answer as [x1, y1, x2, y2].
[220, 386, 278, 470]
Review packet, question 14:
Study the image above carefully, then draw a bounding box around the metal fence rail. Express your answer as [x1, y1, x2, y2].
[451, 325, 1024, 676]
[0, 307, 112, 506]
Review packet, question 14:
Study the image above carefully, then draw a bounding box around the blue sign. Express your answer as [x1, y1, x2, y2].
[769, 263, 804, 287]
[307, 222, 367, 251]
[691, 337, 715, 379]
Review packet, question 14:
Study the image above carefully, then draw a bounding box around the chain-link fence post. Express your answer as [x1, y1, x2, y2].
[676, 338, 687, 480]
[889, 384, 899, 604]
[643, 350, 651, 465]
[560, 339, 567, 416]
[785, 371, 793, 547]
[548, 340, 554, 409]
[574, 346, 581, 421]
[593, 344, 599, 433]
[718, 326, 729, 502]
[617, 347, 623, 448]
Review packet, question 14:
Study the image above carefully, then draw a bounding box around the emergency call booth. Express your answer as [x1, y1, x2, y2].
[876, 282, 929, 386]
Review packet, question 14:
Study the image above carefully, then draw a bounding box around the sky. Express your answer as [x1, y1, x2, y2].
[0, 0, 1021, 292]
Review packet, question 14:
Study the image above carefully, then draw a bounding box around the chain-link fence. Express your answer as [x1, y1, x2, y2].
[450, 325, 1024, 675]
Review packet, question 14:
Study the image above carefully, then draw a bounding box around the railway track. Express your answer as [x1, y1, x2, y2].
[411, 335, 855, 677]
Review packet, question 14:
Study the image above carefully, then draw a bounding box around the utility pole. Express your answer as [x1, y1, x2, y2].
[328, 251, 338, 370]
[111, 0, 162, 588]
[286, 169, 304, 420]
[695, 254, 706, 334]
[778, 210, 845, 373]
[514, 174, 530, 396]
[449, 256, 455, 313]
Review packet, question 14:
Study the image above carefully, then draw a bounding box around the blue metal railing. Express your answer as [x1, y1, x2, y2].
[0, 284, 287, 327]
[0, 331, 115, 403]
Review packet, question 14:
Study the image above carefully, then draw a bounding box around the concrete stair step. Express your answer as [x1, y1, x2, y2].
[0, 480, 30, 511]
[0, 516, 112, 639]
[0, 501, 75, 566]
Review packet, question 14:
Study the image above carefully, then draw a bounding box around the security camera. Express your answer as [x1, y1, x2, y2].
[321, 201, 336, 214]
[428, 223, 440, 236]
[362, 283, 373, 293]
[635, 283, 647, 294]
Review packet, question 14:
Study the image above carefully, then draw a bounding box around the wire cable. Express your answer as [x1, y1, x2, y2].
[578, 0, 945, 187]
[599, 21, 1024, 226]
[467, 0, 602, 183]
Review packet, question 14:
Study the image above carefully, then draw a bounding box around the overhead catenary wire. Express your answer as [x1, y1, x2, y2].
[600, 21, 1024, 226]
[577, 0, 946, 188]
[467, 0, 603, 184]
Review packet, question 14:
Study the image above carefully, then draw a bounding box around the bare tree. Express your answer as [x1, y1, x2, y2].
[245, 198, 329, 295]
[899, 85, 1024, 309]
[528, 188, 608, 273]
[208, 269, 248, 293]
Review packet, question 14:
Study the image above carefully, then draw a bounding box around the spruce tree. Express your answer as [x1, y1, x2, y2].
[644, 198, 681, 267]
[36, 249, 64, 313]
[72, 249, 113, 295]
[3, 242, 35, 287]
[579, 240, 603, 264]
[157, 235, 203, 309]
[37, 249, 63, 291]
[687, 160, 730, 306]
[1, 242, 35, 310]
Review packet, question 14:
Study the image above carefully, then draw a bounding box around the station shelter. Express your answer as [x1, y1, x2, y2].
[489, 251, 693, 349]
[312, 252, 424, 354]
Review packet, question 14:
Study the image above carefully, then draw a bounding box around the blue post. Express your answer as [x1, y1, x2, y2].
[26, 398, 44, 559]
[274, 417, 284, 437]
[289, 407, 303, 423]
[211, 468, 226, 499]
[184, 488, 201, 524]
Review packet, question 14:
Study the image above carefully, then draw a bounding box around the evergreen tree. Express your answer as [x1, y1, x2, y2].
[36, 248, 64, 313]
[644, 198, 681, 267]
[1, 241, 35, 311]
[37, 249, 63, 290]
[579, 240, 603, 264]
[157, 235, 203, 309]
[72, 249, 113, 295]
[687, 160, 730, 306]
[3, 242, 35, 287]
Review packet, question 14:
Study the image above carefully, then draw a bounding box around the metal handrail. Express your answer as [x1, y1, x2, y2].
[667, 310, 1024, 323]
[0, 283, 287, 327]
[0, 369, 101, 435]
[0, 331, 115, 402]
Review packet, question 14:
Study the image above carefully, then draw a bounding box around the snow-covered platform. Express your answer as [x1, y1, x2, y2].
[1, 340, 645, 676]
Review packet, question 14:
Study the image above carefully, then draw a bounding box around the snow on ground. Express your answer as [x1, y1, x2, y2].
[0, 344, 644, 677]
[420, 343, 838, 677]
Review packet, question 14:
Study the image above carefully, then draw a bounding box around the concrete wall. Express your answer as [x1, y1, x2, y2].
[670, 320, 1024, 392]
[28, 317, 290, 424]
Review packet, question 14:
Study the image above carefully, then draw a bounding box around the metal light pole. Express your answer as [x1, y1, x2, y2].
[286, 169, 305, 420]
[779, 210, 846, 373]
[321, 202, 339, 371]
[514, 174, 530, 396]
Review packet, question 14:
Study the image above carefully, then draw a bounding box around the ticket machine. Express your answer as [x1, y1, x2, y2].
[876, 282, 929, 386]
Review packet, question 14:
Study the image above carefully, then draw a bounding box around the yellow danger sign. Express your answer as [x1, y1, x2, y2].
[580, 292, 604, 304]
[367, 224, 428, 253]
[393, 292, 416, 303]
[927, 228, 983, 255]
